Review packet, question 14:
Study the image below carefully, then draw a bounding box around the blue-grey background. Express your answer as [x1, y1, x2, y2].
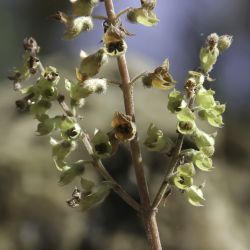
[0, 1, 249, 250]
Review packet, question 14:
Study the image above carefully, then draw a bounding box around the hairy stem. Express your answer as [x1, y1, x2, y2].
[104, 1, 162, 249]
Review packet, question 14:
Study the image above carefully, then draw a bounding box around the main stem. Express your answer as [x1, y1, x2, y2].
[104, 1, 162, 249]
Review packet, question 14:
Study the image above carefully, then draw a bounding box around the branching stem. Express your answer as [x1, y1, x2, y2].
[104, 1, 162, 249]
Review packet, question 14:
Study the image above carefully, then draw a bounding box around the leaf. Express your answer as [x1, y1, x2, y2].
[187, 185, 205, 207]
[80, 181, 113, 212]
[193, 151, 213, 171]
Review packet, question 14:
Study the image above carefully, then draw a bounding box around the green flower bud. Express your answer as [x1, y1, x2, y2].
[196, 87, 216, 109]
[218, 35, 233, 53]
[77, 49, 108, 82]
[192, 128, 215, 150]
[91, 129, 112, 158]
[64, 16, 93, 40]
[167, 89, 187, 113]
[200, 46, 219, 74]
[177, 163, 196, 177]
[70, 0, 99, 17]
[127, 7, 159, 27]
[186, 185, 205, 207]
[144, 124, 174, 153]
[177, 107, 196, 123]
[200, 146, 215, 157]
[170, 173, 193, 190]
[193, 151, 213, 171]
[59, 160, 85, 185]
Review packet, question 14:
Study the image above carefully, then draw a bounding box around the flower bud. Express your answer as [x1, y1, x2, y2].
[111, 112, 136, 141]
[23, 37, 40, 54]
[167, 89, 187, 113]
[127, 0, 159, 27]
[71, 0, 99, 17]
[218, 35, 233, 52]
[186, 185, 205, 207]
[77, 49, 108, 82]
[64, 16, 93, 40]
[51, 11, 93, 40]
[200, 33, 220, 73]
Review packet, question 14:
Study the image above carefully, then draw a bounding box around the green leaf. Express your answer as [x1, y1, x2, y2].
[187, 185, 205, 207]
[177, 107, 195, 122]
[193, 151, 213, 171]
[177, 163, 196, 177]
[144, 124, 174, 152]
[80, 181, 113, 212]
[59, 160, 85, 186]
[80, 178, 95, 193]
[91, 129, 112, 158]
[167, 89, 187, 113]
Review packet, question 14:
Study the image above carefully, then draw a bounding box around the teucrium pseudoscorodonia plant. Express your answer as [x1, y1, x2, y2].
[9, 0, 233, 249]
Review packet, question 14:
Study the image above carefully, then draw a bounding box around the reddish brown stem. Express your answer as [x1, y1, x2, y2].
[104, 1, 162, 249]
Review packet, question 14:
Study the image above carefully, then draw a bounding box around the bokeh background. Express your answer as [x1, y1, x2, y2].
[0, 0, 250, 250]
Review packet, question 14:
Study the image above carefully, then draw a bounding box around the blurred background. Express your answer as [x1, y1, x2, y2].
[0, 0, 250, 249]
